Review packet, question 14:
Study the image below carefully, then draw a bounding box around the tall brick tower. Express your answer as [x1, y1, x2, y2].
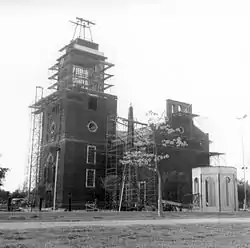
[29, 18, 117, 209]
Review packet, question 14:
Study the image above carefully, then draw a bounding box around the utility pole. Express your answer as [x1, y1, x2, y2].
[53, 147, 60, 211]
[237, 114, 247, 210]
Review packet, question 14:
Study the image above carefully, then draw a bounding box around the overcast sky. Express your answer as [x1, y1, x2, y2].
[1, 0, 250, 191]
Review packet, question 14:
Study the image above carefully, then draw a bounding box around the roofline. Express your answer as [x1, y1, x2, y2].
[193, 165, 236, 170]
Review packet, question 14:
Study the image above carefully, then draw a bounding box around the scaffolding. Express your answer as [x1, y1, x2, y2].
[104, 111, 157, 211]
[28, 88, 69, 208]
[27, 86, 44, 204]
[23, 109, 33, 192]
[104, 115, 126, 210]
[48, 18, 114, 93]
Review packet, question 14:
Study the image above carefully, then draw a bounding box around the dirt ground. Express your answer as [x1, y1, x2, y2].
[1, 223, 250, 247]
[0, 210, 246, 223]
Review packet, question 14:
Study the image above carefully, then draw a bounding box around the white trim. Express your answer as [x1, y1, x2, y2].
[86, 169, 96, 188]
[73, 44, 104, 57]
[86, 145, 96, 164]
[88, 93, 99, 98]
[87, 121, 98, 133]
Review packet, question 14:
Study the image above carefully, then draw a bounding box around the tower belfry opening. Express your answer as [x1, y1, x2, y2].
[48, 18, 114, 93]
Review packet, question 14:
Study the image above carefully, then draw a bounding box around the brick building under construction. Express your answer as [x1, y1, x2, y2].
[26, 18, 222, 210]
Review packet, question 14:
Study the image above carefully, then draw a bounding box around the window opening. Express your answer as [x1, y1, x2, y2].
[86, 169, 96, 188]
[138, 181, 146, 204]
[88, 96, 98, 110]
[226, 177, 231, 206]
[194, 178, 199, 194]
[72, 65, 89, 86]
[205, 179, 209, 206]
[205, 177, 216, 207]
[87, 145, 96, 164]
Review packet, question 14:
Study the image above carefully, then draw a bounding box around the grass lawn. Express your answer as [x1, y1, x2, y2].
[1, 223, 250, 247]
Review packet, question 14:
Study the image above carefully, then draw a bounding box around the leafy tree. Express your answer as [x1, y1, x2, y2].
[0, 155, 9, 187]
[120, 111, 187, 216]
[11, 189, 28, 199]
[0, 189, 10, 202]
[0, 168, 8, 187]
[237, 179, 250, 208]
[101, 175, 121, 192]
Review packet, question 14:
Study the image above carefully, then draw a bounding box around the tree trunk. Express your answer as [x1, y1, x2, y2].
[157, 169, 163, 217]
[153, 128, 163, 217]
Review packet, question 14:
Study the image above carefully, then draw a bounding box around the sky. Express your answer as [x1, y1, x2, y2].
[1, 0, 250, 191]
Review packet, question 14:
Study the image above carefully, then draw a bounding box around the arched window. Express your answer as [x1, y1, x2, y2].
[172, 105, 175, 113]
[205, 179, 209, 206]
[210, 179, 216, 206]
[194, 178, 199, 194]
[226, 177, 231, 206]
[47, 153, 54, 165]
[205, 177, 216, 207]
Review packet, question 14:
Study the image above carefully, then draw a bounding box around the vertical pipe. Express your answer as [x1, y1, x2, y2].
[218, 173, 221, 212]
[119, 163, 127, 212]
[233, 173, 236, 212]
[200, 174, 203, 212]
[115, 117, 119, 209]
[53, 148, 60, 210]
[154, 132, 162, 217]
[128, 164, 131, 204]
[242, 133, 247, 210]
[237, 115, 247, 210]
[35, 88, 44, 203]
[104, 116, 109, 209]
[89, 27, 93, 41]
